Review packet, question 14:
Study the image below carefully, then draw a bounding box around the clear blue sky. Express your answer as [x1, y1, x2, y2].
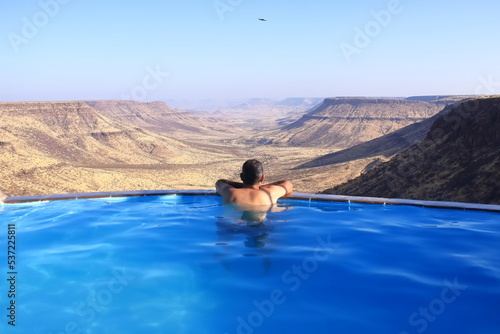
[1, 0, 499, 101]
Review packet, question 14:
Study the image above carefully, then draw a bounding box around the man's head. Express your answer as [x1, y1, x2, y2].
[240, 159, 264, 185]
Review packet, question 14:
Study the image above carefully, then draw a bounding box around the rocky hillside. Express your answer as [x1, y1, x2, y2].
[0, 101, 228, 196]
[268, 98, 444, 149]
[323, 97, 500, 204]
[295, 102, 464, 169]
[0, 101, 207, 164]
[86, 100, 227, 137]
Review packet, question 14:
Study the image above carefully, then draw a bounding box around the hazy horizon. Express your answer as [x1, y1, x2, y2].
[0, 94, 487, 105]
[1, 0, 499, 101]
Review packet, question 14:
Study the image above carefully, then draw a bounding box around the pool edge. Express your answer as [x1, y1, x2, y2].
[2, 190, 500, 212]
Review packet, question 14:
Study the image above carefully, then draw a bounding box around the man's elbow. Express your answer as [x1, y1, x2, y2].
[281, 180, 293, 195]
[215, 180, 224, 194]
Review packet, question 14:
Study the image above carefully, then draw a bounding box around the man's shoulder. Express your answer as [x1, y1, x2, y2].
[218, 185, 255, 202]
[261, 182, 291, 196]
[229, 187, 252, 198]
[230, 188, 270, 204]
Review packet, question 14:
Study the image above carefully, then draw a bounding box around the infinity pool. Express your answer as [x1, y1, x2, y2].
[1, 194, 499, 334]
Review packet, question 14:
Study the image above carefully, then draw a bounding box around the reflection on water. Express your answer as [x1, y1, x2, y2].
[214, 202, 293, 274]
[240, 210, 267, 224]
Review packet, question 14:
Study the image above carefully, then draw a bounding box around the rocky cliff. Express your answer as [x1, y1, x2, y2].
[323, 97, 500, 204]
[270, 98, 444, 148]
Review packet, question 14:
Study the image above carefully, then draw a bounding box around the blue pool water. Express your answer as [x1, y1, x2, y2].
[1, 195, 499, 334]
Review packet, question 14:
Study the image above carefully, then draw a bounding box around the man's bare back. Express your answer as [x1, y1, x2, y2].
[215, 159, 293, 207]
[216, 179, 293, 206]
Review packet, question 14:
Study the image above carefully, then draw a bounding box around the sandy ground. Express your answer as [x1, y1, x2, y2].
[0, 138, 383, 197]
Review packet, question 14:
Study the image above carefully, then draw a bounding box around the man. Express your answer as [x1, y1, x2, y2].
[215, 159, 293, 206]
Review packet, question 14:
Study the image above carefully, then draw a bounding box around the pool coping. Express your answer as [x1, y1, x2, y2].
[2, 190, 500, 212]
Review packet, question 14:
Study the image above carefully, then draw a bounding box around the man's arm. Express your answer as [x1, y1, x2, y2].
[215, 179, 239, 202]
[260, 180, 293, 202]
[261, 180, 293, 194]
[216, 179, 244, 188]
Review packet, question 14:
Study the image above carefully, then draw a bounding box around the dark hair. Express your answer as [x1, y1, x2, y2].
[241, 159, 264, 185]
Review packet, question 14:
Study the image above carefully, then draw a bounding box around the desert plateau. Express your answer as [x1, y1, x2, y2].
[1, 95, 499, 204]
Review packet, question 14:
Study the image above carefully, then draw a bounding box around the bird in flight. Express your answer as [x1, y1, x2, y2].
[258, 18, 267, 21]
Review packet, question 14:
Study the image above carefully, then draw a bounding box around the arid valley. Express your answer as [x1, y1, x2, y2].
[1, 95, 499, 204]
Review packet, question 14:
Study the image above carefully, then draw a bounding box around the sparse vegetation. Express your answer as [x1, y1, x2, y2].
[1, 96, 497, 204]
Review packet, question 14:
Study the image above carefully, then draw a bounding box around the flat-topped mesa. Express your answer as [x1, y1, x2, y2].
[0, 100, 90, 113]
[272, 97, 446, 148]
[304, 97, 441, 118]
[85, 100, 226, 135]
[85, 100, 170, 128]
[405, 95, 479, 104]
[0, 101, 107, 134]
[85, 100, 178, 119]
[145, 100, 174, 109]
[86, 100, 174, 111]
